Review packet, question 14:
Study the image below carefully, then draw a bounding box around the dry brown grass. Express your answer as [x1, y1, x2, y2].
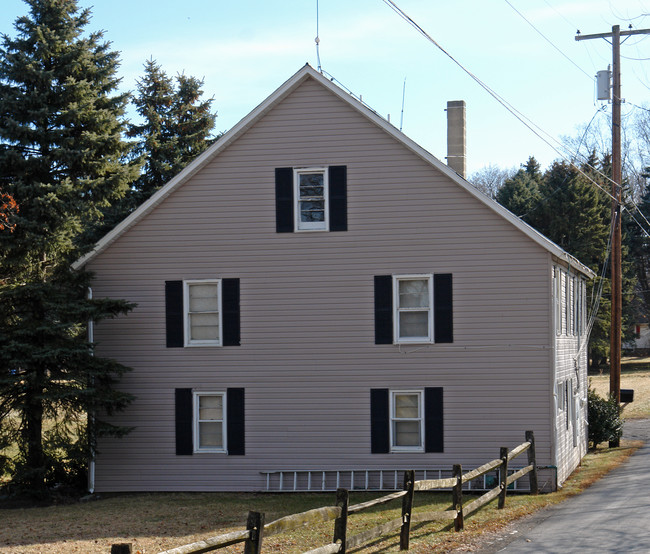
[0, 442, 640, 554]
[589, 357, 650, 419]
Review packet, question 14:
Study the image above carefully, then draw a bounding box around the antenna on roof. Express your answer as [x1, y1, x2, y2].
[399, 77, 407, 131]
[315, 0, 322, 72]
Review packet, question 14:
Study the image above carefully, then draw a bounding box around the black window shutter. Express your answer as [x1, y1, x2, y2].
[434, 274, 453, 343]
[175, 388, 193, 455]
[370, 388, 390, 453]
[227, 388, 245, 455]
[275, 167, 294, 233]
[222, 278, 241, 346]
[328, 165, 347, 232]
[165, 280, 184, 348]
[374, 275, 393, 344]
[424, 387, 444, 453]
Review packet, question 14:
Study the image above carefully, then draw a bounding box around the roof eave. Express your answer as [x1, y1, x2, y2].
[72, 65, 316, 270]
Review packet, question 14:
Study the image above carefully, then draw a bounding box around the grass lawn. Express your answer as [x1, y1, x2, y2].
[0, 445, 641, 553]
[589, 356, 650, 419]
[1, 357, 648, 553]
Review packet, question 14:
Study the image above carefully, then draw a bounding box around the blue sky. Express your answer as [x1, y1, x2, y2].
[3, 0, 650, 174]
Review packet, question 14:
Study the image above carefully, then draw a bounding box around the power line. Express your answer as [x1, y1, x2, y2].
[541, 0, 580, 31]
[380, 0, 650, 240]
[504, 0, 593, 80]
[380, 0, 569, 158]
[381, 1, 617, 197]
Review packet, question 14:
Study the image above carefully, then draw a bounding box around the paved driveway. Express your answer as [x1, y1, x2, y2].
[473, 420, 650, 553]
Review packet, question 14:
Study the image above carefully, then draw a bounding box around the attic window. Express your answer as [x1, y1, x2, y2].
[295, 167, 328, 231]
[275, 166, 347, 233]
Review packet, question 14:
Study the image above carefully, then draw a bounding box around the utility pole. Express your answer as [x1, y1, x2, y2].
[576, 25, 650, 446]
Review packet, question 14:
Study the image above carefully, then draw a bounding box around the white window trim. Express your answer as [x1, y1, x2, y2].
[393, 274, 434, 344]
[184, 279, 223, 347]
[553, 266, 562, 336]
[293, 167, 329, 232]
[556, 381, 565, 414]
[389, 389, 424, 453]
[193, 391, 227, 453]
[562, 271, 569, 336]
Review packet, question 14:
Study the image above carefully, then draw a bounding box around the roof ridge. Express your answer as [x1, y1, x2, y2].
[73, 64, 594, 279]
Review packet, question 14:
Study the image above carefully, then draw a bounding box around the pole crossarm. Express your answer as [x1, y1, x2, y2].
[575, 28, 650, 41]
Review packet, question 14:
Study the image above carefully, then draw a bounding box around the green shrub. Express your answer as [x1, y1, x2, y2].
[587, 388, 623, 448]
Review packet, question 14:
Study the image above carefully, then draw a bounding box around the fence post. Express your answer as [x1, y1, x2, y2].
[244, 511, 265, 554]
[452, 464, 464, 532]
[400, 470, 415, 550]
[526, 430, 539, 494]
[110, 545, 131, 554]
[498, 446, 509, 509]
[333, 488, 349, 554]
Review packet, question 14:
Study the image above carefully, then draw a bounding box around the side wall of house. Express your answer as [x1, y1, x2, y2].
[87, 77, 557, 491]
[552, 264, 589, 486]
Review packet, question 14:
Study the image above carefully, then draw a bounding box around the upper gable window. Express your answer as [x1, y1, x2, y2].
[295, 167, 328, 231]
[275, 166, 347, 233]
[184, 280, 222, 346]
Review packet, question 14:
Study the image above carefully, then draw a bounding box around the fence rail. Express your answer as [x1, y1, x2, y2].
[111, 431, 538, 554]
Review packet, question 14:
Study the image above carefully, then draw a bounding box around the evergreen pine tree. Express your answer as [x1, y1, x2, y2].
[534, 156, 610, 262]
[125, 59, 217, 208]
[0, 0, 138, 495]
[495, 156, 543, 223]
[534, 156, 613, 367]
[625, 167, 650, 322]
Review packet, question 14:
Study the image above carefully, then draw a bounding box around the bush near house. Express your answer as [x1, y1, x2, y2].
[587, 388, 623, 448]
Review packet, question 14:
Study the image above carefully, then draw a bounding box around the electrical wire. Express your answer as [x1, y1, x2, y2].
[574, 209, 616, 361]
[504, 0, 593, 80]
[381, 0, 650, 241]
[381, 0, 572, 162]
[542, 0, 580, 31]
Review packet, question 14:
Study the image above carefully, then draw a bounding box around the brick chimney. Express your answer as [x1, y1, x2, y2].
[446, 100, 466, 179]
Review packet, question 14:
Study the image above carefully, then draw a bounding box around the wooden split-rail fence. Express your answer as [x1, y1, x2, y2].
[110, 431, 538, 554]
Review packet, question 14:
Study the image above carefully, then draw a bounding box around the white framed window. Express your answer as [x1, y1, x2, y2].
[562, 271, 569, 335]
[393, 275, 433, 344]
[390, 390, 424, 452]
[184, 280, 222, 346]
[294, 167, 329, 231]
[553, 267, 561, 336]
[193, 392, 226, 453]
[556, 380, 565, 415]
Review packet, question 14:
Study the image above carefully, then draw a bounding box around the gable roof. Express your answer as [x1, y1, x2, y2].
[73, 64, 595, 278]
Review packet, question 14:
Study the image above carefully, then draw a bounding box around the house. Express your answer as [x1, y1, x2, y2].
[624, 317, 650, 353]
[74, 64, 595, 493]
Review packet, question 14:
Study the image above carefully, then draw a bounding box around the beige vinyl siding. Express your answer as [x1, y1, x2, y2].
[87, 77, 557, 491]
[552, 264, 589, 484]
